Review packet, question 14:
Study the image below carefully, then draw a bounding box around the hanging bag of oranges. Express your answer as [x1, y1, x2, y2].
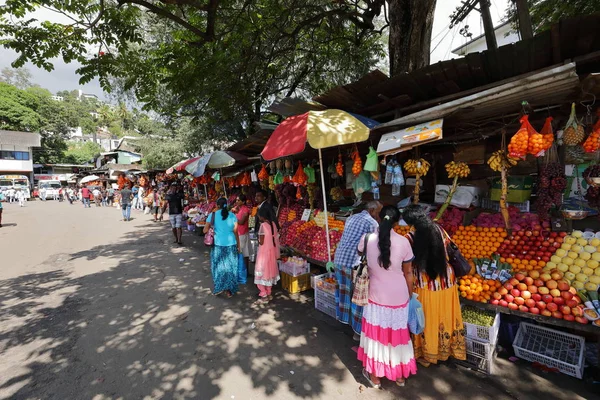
[539, 116, 555, 153]
[292, 161, 308, 186]
[523, 115, 545, 157]
[508, 115, 532, 159]
[258, 164, 269, 181]
[351, 145, 362, 177]
[582, 110, 600, 153]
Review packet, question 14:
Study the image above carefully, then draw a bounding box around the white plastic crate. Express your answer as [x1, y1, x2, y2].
[457, 337, 495, 375]
[464, 312, 500, 345]
[278, 260, 310, 277]
[314, 273, 337, 318]
[513, 322, 585, 379]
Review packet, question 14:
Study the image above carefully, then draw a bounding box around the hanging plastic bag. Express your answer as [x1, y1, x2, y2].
[407, 293, 425, 335]
[508, 116, 531, 159]
[303, 164, 316, 183]
[364, 146, 379, 172]
[238, 253, 247, 284]
[352, 171, 372, 196]
[583, 112, 600, 153]
[293, 162, 308, 185]
[539, 117, 555, 152]
[525, 116, 545, 157]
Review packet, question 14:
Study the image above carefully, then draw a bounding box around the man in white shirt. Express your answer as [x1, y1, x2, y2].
[92, 187, 101, 207]
[136, 186, 145, 210]
[7, 188, 15, 203]
[16, 189, 25, 207]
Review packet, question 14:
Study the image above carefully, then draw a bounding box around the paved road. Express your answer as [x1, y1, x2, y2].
[0, 200, 598, 400]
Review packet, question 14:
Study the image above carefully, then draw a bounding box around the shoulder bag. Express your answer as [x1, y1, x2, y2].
[440, 226, 470, 277]
[351, 234, 371, 307]
[203, 212, 216, 247]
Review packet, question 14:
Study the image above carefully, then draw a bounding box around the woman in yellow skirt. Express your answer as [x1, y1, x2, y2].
[402, 205, 466, 366]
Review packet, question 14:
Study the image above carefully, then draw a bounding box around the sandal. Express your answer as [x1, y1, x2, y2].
[396, 378, 405, 387]
[362, 369, 381, 389]
[417, 359, 431, 368]
[225, 291, 233, 298]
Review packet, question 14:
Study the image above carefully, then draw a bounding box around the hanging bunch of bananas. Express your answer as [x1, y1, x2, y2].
[404, 158, 431, 175]
[487, 150, 518, 172]
[445, 161, 470, 178]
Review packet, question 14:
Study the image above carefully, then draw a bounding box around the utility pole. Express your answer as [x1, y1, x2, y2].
[514, 0, 534, 39]
[479, 0, 497, 51]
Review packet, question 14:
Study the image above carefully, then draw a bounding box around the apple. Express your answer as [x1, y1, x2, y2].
[493, 292, 502, 300]
[561, 291, 573, 301]
[525, 298, 536, 308]
[569, 287, 577, 295]
[540, 273, 552, 282]
[551, 271, 564, 281]
[498, 287, 508, 296]
[509, 278, 519, 287]
[566, 299, 578, 308]
[557, 281, 570, 291]
[552, 311, 564, 319]
[529, 270, 541, 279]
[490, 299, 500, 305]
[517, 283, 528, 292]
[532, 293, 542, 302]
[508, 303, 518, 311]
[560, 305, 572, 315]
[547, 302, 558, 312]
[534, 279, 545, 287]
[536, 301, 547, 310]
[546, 280, 558, 290]
[542, 294, 554, 303]
[541, 310, 552, 317]
[519, 305, 529, 313]
[549, 288, 561, 298]
[515, 297, 525, 306]
[499, 300, 508, 307]
[503, 283, 513, 291]
[524, 277, 534, 286]
[527, 285, 538, 294]
[563, 314, 575, 322]
[505, 294, 515, 303]
[521, 290, 532, 300]
[511, 289, 521, 298]
[575, 316, 589, 324]
[553, 297, 565, 306]
[530, 307, 540, 315]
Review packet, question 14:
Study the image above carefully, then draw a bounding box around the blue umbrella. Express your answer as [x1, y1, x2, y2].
[350, 113, 380, 129]
[185, 154, 212, 177]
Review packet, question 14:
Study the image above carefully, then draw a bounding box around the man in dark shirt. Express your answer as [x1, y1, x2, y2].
[120, 183, 133, 221]
[165, 182, 184, 245]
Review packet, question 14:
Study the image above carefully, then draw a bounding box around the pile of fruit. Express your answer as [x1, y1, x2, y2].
[459, 274, 503, 303]
[494, 229, 564, 271]
[432, 207, 466, 236]
[487, 150, 518, 172]
[445, 161, 470, 178]
[462, 305, 496, 326]
[279, 219, 343, 262]
[452, 226, 506, 261]
[472, 208, 544, 231]
[278, 204, 305, 226]
[393, 225, 412, 236]
[495, 269, 588, 324]
[313, 211, 345, 231]
[544, 230, 600, 291]
[536, 163, 567, 220]
[404, 158, 430, 175]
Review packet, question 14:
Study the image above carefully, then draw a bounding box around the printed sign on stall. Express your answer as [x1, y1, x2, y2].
[376, 119, 443, 155]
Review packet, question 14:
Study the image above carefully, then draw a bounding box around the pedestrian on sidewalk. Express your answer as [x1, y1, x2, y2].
[120, 183, 133, 221]
[39, 186, 47, 201]
[67, 187, 74, 205]
[136, 185, 145, 210]
[0, 191, 4, 227]
[402, 204, 466, 367]
[356, 205, 417, 389]
[203, 197, 240, 298]
[7, 188, 15, 203]
[333, 201, 382, 340]
[233, 194, 251, 271]
[164, 183, 184, 244]
[151, 187, 163, 222]
[81, 186, 91, 208]
[16, 188, 25, 207]
[131, 184, 139, 210]
[254, 207, 280, 302]
[93, 187, 101, 207]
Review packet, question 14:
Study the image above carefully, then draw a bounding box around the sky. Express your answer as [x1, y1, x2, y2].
[0, 0, 513, 98]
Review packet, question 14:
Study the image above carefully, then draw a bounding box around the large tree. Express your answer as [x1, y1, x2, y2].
[506, 0, 600, 33]
[0, 1, 437, 145]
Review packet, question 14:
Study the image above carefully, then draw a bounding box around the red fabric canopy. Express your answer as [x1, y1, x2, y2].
[261, 113, 309, 161]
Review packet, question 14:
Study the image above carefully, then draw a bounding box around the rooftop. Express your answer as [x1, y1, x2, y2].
[0, 130, 41, 147]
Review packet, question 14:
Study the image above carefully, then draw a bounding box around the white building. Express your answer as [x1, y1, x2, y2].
[51, 95, 64, 102]
[451, 21, 521, 57]
[77, 90, 99, 101]
[0, 130, 41, 181]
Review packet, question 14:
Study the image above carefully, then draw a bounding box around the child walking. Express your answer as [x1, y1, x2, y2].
[254, 207, 280, 302]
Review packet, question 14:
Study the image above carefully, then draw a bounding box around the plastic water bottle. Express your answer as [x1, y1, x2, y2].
[385, 161, 393, 184]
[372, 182, 380, 200]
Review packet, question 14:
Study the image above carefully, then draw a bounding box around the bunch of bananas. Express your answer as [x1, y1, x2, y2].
[445, 161, 470, 178]
[404, 158, 430, 175]
[487, 150, 518, 172]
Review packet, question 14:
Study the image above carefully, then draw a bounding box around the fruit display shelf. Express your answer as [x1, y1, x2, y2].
[460, 298, 600, 335]
[282, 246, 328, 268]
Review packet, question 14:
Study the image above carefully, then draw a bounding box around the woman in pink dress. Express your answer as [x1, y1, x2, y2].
[254, 207, 280, 301]
[357, 205, 417, 389]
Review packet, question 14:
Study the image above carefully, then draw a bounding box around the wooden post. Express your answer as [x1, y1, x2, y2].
[514, 0, 534, 40]
[480, 0, 498, 51]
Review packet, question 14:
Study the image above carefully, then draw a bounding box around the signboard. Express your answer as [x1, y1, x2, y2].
[376, 119, 443, 155]
[301, 209, 312, 221]
[35, 174, 73, 181]
[0, 174, 28, 180]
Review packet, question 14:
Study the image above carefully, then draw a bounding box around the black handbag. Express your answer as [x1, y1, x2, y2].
[437, 225, 470, 277]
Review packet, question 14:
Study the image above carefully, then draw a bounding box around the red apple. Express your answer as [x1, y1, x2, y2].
[541, 310, 552, 317]
[508, 303, 518, 311]
[498, 287, 508, 296]
[569, 287, 577, 295]
[563, 314, 575, 322]
[511, 289, 521, 298]
[521, 290, 532, 300]
[524, 277, 534, 286]
[532, 294, 542, 302]
[534, 279, 545, 287]
[542, 294, 554, 303]
[552, 311, 563, 319]
[573, 296, 582, 305]
[517, 283, 528, 292]
[546, 280, 558, 290]
[519, 305, 530, 313]
[560, 305, 571, 315]
[561, 291, 573, 301]
[547, 302, 558, 312]
[575, 316, 589, 324]
[515, 297, 525, 306]
[525, 299, 536, 308]
[530, 307, 540, 315]
[509, 278, 519, 286]
[490, 299, 500, 305]
[536, 301, 547, 310]
[493, 292, 502, 300]
[527, 285, 538, 294]
[499, 300, 508, 307]
[557, 281, 570, 291]
[553, 297, 565, 306]
[566, 299, 578, 308]
[505, 294, 515, 303]
[550, 289, 561, 298]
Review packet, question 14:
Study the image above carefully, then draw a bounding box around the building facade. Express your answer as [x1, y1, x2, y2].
[0, 130, 41, 182]
[451, 22, 521, 57]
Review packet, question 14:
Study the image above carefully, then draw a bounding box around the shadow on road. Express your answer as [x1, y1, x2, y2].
[1, 223, 599, 400]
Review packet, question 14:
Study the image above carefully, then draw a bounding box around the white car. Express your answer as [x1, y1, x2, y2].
[38, 180, 62, 199]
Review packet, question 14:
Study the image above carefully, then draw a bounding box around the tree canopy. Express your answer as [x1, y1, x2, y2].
[506, 0, 600, 33]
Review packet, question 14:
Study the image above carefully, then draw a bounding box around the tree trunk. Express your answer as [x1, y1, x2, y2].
[387, 0, 437, 76]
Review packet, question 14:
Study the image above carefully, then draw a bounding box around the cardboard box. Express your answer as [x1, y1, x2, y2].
[490, 176, 533, 203]
[434, 184, 484, 208]
[454, 143, 486, 165]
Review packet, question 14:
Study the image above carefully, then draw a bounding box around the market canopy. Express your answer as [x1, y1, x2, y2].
[166, 157, 200, 174]
[186, 151, 249, 177]
[80, 175, 100, 184]
[261, 109, 376, 161]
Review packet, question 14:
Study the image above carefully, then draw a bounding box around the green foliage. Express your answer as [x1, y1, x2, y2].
[64, 141, 103, 164]
[136, 137, 186, 170]
[506, 0, 600, 33]
[0, 66, 32, 89]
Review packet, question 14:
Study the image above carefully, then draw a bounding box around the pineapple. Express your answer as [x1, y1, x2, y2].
[564, 103, 586, 146]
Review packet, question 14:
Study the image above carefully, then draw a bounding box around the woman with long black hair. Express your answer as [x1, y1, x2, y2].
[402, 204, 466, 366]
[204, 197, 240, 298]
[357, 205, 417, 389]
[254, 207, 280, 302]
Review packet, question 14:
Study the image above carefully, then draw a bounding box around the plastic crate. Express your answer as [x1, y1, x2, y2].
[463, 312, 501, 345]
[280, 272, 311, 294]
[512, 322, 585, 379]
[278, 260, 310, 277]
[315, 286, 337, 318]
[457, 337, 496, 375]
[314, 273, 336, 294]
